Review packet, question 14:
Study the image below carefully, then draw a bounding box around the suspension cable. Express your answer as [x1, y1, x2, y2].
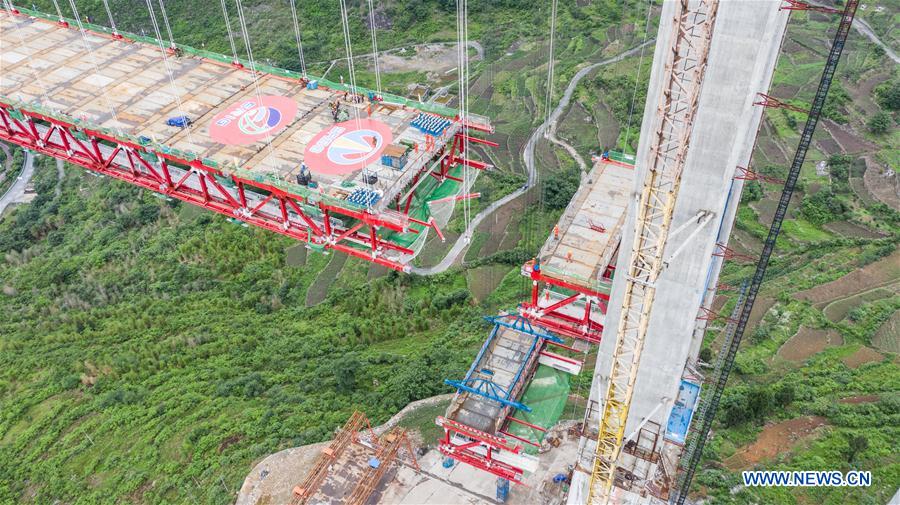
[157, 0, 176, 49]
[219, 0, 240, 64]
[144, 0, 194, 146]
[101, 0, 119, 36]
[233, 0, 277, 154]
[338, 0, 375, 212]
[366, 0, 381, 95]
[455, 0, 472, 240]
[50, 0, 65, 23]
[621, 0, 653, 153]
[65, 0, 122, 130]
[288, 0, 307, 78]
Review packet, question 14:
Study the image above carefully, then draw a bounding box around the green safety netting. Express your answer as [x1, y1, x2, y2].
[380, 164, 464, 248]
[506, 365, 571, 454]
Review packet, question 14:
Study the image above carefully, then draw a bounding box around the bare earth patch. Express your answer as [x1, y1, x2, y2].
[838, 395, 880, 404]
[748, 297, 776, 331]
[820, 119, 877, 154]
[794, 249, 900, 305]
[863, 157, 900, 211]
[725, 416, 828, 470]
[842, 346, 884, 369]
[777, 326, 842, 362]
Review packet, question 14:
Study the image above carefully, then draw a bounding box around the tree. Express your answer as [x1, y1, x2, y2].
[542, 168, 580, 210]
[774, 384, 795, 407]
[875, 80, 900, 110]
[867, 111, 892, 134]
[334, 355, 361, 392]
[741, 180, 763, 203]
[845, 435, 869, 463]
[801, 188, 847, 224]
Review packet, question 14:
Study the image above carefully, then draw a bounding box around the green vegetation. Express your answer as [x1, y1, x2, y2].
[689, 10, 900, 504]
[0, 162, 524, 503]
[867, 110, 893, 134]
[0, 2, 897, 505]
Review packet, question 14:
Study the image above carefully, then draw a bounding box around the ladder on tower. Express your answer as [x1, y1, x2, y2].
[669, 2, 860, 502]
[587, 0, 721, 503]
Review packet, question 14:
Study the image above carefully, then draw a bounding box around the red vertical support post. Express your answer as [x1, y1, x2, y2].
[198, 171, 210, 202]
[91, 138, 104, 164]
[236, 181, 248, 208]
[279, 197, 289, 227]
[160, 159, 174, 189]
[369, 225, 378, 257]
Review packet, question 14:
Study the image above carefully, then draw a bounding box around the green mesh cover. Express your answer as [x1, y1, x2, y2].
[506, 365, 571, 453]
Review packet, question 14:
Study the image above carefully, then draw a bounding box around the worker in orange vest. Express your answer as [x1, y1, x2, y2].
[554, 224, 559, 240]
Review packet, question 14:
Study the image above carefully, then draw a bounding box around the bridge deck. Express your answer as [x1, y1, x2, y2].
[537, 158, 632, 291]
[0, 12, 456, 210]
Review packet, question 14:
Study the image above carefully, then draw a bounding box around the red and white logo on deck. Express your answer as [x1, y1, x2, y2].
[304, 119, 393, 176]
[209, 95, 298, 145]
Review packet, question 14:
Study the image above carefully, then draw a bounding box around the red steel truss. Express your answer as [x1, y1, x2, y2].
[436, 416, 526, 484]
[519, 259, 610, 343]
[734, 165, 785, 185]
[0, 101, 490, 272]
[712, 243, 754, 262]
[753, 93, 810, 114]
[779, 0, 841, 14]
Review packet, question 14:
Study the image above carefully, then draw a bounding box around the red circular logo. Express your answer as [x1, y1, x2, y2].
[209, 95, 298, 145]
[304, 119, 394, 176]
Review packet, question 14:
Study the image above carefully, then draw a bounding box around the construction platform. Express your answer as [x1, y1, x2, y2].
[436, 155, 635, 487]
[0, 7, 492, 271]
[534, 156, 633, 294]
[519, 155, 634, 344]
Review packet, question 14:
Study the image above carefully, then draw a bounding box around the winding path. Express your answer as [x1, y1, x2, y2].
[807, 1, 900, 64]
[0, 150, 35, 217]
[411, 41, 654, 275]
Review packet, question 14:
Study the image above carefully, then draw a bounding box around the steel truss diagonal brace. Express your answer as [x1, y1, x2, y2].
[588, 0, 721, 503]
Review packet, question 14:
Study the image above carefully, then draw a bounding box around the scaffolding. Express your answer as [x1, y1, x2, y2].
[290, 411, 374, 505]
[588, 0, 721, 502]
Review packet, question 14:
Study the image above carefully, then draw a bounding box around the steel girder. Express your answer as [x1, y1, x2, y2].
[0, 101, 460, 271]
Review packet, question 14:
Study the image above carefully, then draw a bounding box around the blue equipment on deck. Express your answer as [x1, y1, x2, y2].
[166, 116, 192, 128]
[444, 313, 564, 413]
[496, 478, 510, 502]
[411, 113, 451, 137]
[347, 188, 381, 207]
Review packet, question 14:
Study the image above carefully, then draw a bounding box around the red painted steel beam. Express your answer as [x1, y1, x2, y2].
[437, 445, 523, 484]
[455, 133, 499, 148]
[779, 0, 841, 14]
[0, 103, 416, 271]
[754, 93, 809, 114]
[525, 263, 610, 301]
[499, 430, 540, 448]
[507, 416, 548, 433]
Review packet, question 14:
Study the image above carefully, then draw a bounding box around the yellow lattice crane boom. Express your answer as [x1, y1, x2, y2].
[587, 1, 720, 502]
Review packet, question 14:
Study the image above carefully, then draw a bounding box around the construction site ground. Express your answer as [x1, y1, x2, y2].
[236, 413, 584, 505]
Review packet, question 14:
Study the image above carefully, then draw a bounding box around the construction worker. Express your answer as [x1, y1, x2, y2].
[554, 224, 559, 240]
[566, 251, 573, 263]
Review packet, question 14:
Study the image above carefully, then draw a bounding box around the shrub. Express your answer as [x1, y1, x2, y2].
[867, 111, 892, 134]
[875, 80, 900, 110]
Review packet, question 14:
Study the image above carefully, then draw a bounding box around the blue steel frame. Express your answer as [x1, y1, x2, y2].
[444, 312, 564, 412]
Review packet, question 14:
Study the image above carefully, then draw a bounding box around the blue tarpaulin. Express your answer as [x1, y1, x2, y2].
[665, 379, 701, 444]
